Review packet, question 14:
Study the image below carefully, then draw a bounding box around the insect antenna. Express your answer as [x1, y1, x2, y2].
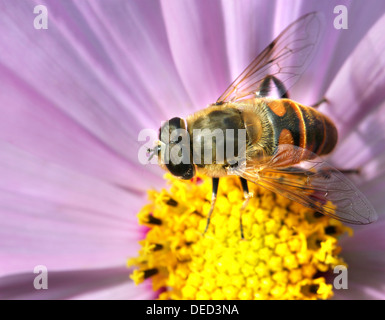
[147, 145, 160, 162]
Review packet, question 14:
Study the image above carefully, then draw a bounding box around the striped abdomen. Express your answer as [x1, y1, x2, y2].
[264, 99, 338, 156]
[240, 98, 338, 160]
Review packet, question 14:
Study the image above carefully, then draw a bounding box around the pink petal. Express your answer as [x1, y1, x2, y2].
[0, 1, 164, 191]
[324, 13, 385, 217]
[324, 11, 385, 140]
[73, 278, 156, 300]
[221, 0, 275, 83]
[160, 0, 230, 109]
[0, 266, 153, 300]
[336, 217, 385, 299]
[0, 142, 146, 276]
[328, 100, 385, 213]
[294, 0, 385, 103]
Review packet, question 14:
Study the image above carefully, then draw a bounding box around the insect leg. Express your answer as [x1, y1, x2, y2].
[310, 97, 328, 108]
[239, 178, 254, 239]
[257, 75, 290, 98]
[338, 168, 360, 175]
[319, 168, 361, 178]
[203, 177, 220, 236]
[279, 167, 360, 179]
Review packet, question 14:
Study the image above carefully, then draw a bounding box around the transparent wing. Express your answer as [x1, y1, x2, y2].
[217, 12, 322, 103]
[229, 145, 377, 225]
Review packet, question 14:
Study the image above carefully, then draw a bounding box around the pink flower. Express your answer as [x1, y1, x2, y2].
[1, 0, 385, 299]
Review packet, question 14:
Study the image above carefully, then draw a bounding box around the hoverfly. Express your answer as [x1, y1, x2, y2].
[148, 12, 377, 238]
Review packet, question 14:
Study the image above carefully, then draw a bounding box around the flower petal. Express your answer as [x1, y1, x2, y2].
[0, 142, 145, 276]
[325, 12, 385, 139]
[0, 1, 167, 191]
[295, 0, 385, 102]
[0, 266, 153, 300]
[161, 0, 230, 108]
[73, 278, 156, 300]
[337, 217, 385, 299]
[324, 13, 385, 217]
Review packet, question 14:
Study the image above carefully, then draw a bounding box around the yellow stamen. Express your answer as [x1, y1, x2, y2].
[129, 174, 351, 300]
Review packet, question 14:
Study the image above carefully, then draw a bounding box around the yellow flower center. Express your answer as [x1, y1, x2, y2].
[129, 174, 352, 300]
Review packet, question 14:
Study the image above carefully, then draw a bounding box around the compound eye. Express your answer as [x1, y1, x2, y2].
[166, 163, 195, 180]
[164, 139, 194, 179]
[159, 117, 185, 141]
[159, 117, 194, 179]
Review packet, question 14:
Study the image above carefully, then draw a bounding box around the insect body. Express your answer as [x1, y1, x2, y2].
[187, 98, 338, 177]
[149, 12, 377, 237]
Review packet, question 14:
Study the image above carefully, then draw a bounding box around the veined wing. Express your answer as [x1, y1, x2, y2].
[217, 12, 322, 103]
[229, 145, 377, 225]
